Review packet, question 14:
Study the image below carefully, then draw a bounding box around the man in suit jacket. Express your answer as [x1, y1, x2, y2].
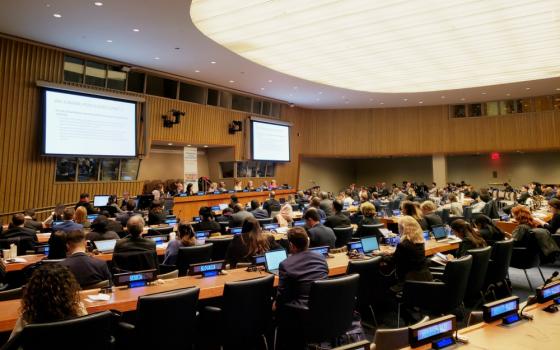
[228, 204, 254, 228]
[324, 200, 351, 229]
[249, 200, 270, 219]
[319, 192, 334, 217]
[60, 230, 111, 288]
[113, 215, 155, 253]
[193, 206, 222, 233]
[55, 208, 84, 233]
[276, 226, 329, 309]
[23, 209, 43, 231]
[2, 214, 38, 254]
[420, 201, 443, 229]
[75, 193, 97, 215]
[263, 192, 281, 216]
[304, 209, 336, 248]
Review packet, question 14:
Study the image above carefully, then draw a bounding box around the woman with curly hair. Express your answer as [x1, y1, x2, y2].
[9, 264, 87, 340]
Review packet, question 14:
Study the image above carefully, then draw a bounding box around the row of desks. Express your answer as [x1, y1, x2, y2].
[0, 239, 459, 333]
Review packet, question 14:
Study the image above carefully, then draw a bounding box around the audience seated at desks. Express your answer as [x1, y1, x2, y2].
[401, 201, 429, 231]
[192, 206, 222, 233]
[86, 215, 119, 242]
[319, 192, 334, 216]
[303, 197, 327, 221]
[420, 201, 443, 229]
[8, 264, 87, 342]
[511, 205, 560, 261]
[47, 230, 68, 259]
[248, 200, 269, 219]
[42, 203, 65, 227]
[324, 200, 351, 229]
[73, 206, 90, 229]
[449, 219, 487, 258]
[472, 215, 508, 245]
[544, 198, 560, 234]
[228, 194, 239, 209]
[225, 217, 280, 268]
[60, 230, 112, 288]
[355, 202, 381, 237]
[163, 222, 196, 265]
[74, 193, 97, 215]
[116, 199, 138, 227]
[55, 208, 84, 233]
[147, 200, 166, 225]
[303, 208, 336, 248]
[114, 216, 155, 254]
[23, 209, 44, 231]
[1, 213, 38, 254]
[438, 193, 463, 216]
[276, 201, 294, 227]
[263, 191, 281, 216]
[215, 207, 233, 223]
[228, 203, 254, 228]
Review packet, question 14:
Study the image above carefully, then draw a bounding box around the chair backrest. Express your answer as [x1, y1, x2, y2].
[465, 246, 492, 300]
[306, 274, 360, 343]
[357, 224, 384, 240]
[177, 243, 213, 276]
[463, 206, 473, 221]
[146, 227, 172, 237]
[0, 236, 35, 256]
[256, 218, 273, 225]
[20, 311, 114, 350]
[333, 226, 354, 247]
[221, 275, 275, 343]
[485, 239, 513, 286]
[372, 316, 429, 350]
[0, 286, 24, 302]
[112, 250, 159, 273]
[347, 257, 382, 308]
[135, 288, 199, 349]
[158, 269, 179, 280]
[447, 216, 465, 225]
[440, 208, 450, 223]
[443, 255, 472, 308]
[206, 237, 233, 261]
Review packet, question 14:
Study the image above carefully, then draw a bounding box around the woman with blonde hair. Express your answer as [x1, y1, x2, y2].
[355, 202, 380, 237]
[73, 206, 90, 229]
[393, 216, 432, 283]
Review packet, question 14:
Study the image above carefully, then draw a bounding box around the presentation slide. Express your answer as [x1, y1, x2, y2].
[252, 121, 290, 161]
[43, 89, 136, 157]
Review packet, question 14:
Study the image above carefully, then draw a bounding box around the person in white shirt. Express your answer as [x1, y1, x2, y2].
[439, 194, 463, 216]
[470, 192, 487, 214]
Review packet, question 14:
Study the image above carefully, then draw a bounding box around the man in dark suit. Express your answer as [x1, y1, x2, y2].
[23, 209, 43, 231]
[420, 201, 443, 229]
[229, 204, 254, 228]
[263, 192, 281, 216]
[193, 206, 222, 233]
[113, 216, 157, 271]
[304, 209, 336, 248]
[324, 200, 351, 229]
[2, 214, 38, 254]
[56, 208, 83, 233]
[249, 200, 269, 219]
[319, 192, 334, 216]
[60, 230, 111, 288]
[75, 193, 97, 214]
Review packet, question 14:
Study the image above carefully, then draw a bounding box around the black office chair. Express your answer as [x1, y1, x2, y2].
[202, 275, 274, 349]
[400, 255, 472, 325]
[440, 208, 450, 223]
[0, 286, 23, 301]
[276, 274, 360, 349]
[347, 257, 383, 327]
[463, 206, 473, 222]
[484, 239, 513, 299]
[447, 216, 465, 225]
[510, 232, 545, 290]
[0, 237, 35, 256]
[145, 226, 173, 237]
[333, 226, 354, 247]
[218, 221, 229, 234]
[118, 287, 200, 349]
[464, 246, 492, 307]
[16, 311, 115, 350]
[206, 237, 233, 261]
[257, 218, 274, 225]
[177, 243, 213, 276]
[112, 250, 159, 273]
[356, 223, 384, 240]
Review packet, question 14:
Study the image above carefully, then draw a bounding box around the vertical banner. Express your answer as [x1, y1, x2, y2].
[183, 147, 198, 192]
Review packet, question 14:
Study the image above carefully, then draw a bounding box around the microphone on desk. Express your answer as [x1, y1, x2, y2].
[544, 271, 559, 286]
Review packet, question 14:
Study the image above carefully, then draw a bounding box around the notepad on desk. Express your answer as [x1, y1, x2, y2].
[86, 294, 111, 302]
[431, 252, 449, 266]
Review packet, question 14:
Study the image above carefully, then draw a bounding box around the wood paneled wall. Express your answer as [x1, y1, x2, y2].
[2, 35, 560, 222]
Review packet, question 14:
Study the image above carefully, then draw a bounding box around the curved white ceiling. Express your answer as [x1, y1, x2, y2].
[191, 0, 560, 93]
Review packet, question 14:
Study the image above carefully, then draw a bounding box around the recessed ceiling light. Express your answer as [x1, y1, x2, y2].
[210, 61, 216, 64]
[441, 96, 446, 99]
[481, 92, 487, 95]
[460, 98, 466, 101]
[195, 70, 200, 73]
[418, 101, 424, 104]
[268, 79, 272, 83]
[525, 87, 531, 90]
[167, 143, 173, 146]
[154, 57, 160, 60]
[260, 87, 265, 90]
[318, 91, 323, 95]
[53, 13, 62, 18]
[403, 98, 408, 101]
[106, 39, 112, 43]
[555, 88, 560, 91]
[133, 28, 140, 32]
[379, 102, 384, 105]
[229, 80, 235, 83]
[94, 2, 103, 6]
[506, 93, 511, 96]
[204, 145, 209, 148]
[46, 4, 51, 7]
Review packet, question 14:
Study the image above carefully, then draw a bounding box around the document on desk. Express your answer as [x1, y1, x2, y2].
[431, 253, 449, 266]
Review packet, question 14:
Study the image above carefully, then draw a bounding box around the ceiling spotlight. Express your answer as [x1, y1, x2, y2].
[260, 87, 265, 90]
[418, 101, 424, 104]
[210, 61, 216, 64]
[481, 92, 487, 95]
[94, 2, 103, 6]
[441, 96, 446, 99]
[154, 57, 160, 60]
[167, 143, 173, 146]
[133, 28, 140, 32]
[268, 79, 272, 83]
[195, 70, 200, 73]
[53, 13, 62, 18]
[187, 144, 192, 147]
[318, 91, 323, 95]
[289, 103, 295, 108]
[506, 93, 511, 96]
[106, 39, 112, 43]
[403, 98, 408, 101]
[229, 80, 235, 83]
[555, 88, 560, 91]
[525, 87, 531, 90]
[460, 97, 466, 101]
[379, 102, 384, 105]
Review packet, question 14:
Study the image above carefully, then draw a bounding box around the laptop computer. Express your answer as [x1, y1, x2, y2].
[87, 214, 99, 221]
[94, 239, 117, 253]
[360, 236, 380, 255]
[148, 235, 168, 246]
[263, 223, 279, 231]
[229, 227, 242, 235]
[219, 203, 229, 210]
[253, 255, 266, 266]
[347, 241, 364, 254]
[264, 249, 288, 275]
[165, 218, 178, 226]
[293, 220, 306, 227]
[432, 225, 449, 241]
[93, 195, 110, 207]
[309, 246, 330, 257]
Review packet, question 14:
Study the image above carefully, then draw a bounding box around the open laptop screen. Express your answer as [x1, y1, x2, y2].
[94, 239, 117, 252]
[265, 249, 287, 272]
[432, 225, 448, 240]
[360, 236, 379, 254]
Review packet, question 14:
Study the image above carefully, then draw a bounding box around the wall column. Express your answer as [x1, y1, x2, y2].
[432, 154, 447, 187]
